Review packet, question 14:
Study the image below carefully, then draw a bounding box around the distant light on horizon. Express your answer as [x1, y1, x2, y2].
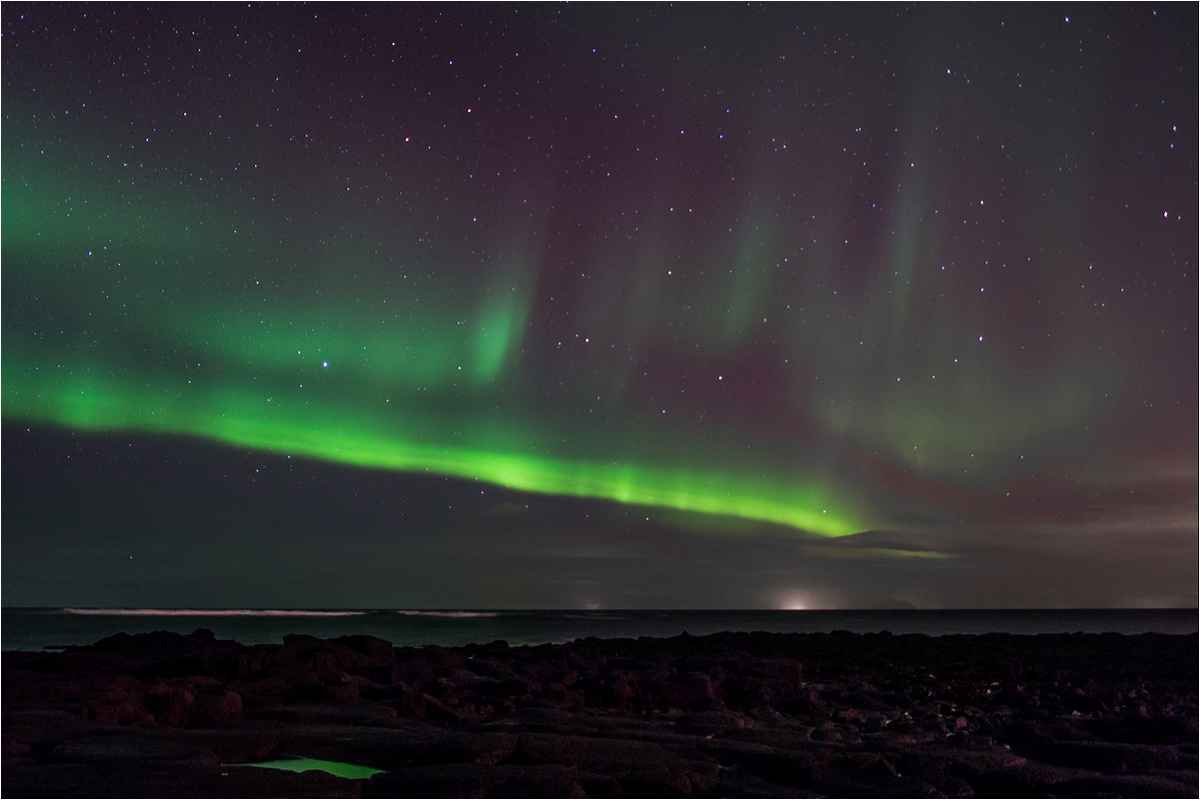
[778, 592, 817, 612]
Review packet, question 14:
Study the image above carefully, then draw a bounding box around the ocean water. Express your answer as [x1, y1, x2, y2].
[2, 607, 1195, 652]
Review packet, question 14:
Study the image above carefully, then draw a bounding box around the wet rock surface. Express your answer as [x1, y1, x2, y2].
[3, 629, 1196, 797]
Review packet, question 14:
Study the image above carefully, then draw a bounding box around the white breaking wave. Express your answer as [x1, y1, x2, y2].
[392, 610, 499, 618]
[62, 608, 368, 617]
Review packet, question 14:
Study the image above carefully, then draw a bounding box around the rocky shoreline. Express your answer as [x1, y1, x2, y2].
[3, 628, 1196, 797]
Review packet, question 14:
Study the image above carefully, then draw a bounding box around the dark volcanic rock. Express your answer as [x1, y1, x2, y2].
[329, 634, 396, 663]
[188, 690, 243, 728]
[658, 670, 717, 708]
[412, 732, 519, 766]
[146, 684, 196, 728]
[4, 629, 1196, 798]
[47, 734, 220, 764]
[364, 763, 588, 799]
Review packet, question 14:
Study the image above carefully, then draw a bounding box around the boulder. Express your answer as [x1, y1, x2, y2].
[187, 691, 242, 728]
[146, 684, 195, 728]
[329, 635, 395, 663]
[659, 671, 716, 709]
[753, 657, 804, 691]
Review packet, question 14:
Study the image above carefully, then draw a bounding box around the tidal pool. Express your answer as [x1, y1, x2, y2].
[233, 758, 385, 779]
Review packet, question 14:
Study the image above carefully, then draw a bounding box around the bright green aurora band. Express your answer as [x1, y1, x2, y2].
[4, 360, 867, 537]
[1, 149, 880, 538]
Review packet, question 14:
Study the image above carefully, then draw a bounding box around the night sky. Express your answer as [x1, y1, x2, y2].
[3, 4, 1196, 609]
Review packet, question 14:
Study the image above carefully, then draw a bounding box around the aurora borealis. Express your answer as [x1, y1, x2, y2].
[3, 4, 1196, 608]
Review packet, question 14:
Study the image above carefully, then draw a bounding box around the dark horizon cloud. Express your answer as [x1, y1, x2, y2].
[2, 4, 1196, 608]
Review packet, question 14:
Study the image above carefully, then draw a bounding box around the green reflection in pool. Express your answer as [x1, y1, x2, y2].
[235, 758, 385, 780]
